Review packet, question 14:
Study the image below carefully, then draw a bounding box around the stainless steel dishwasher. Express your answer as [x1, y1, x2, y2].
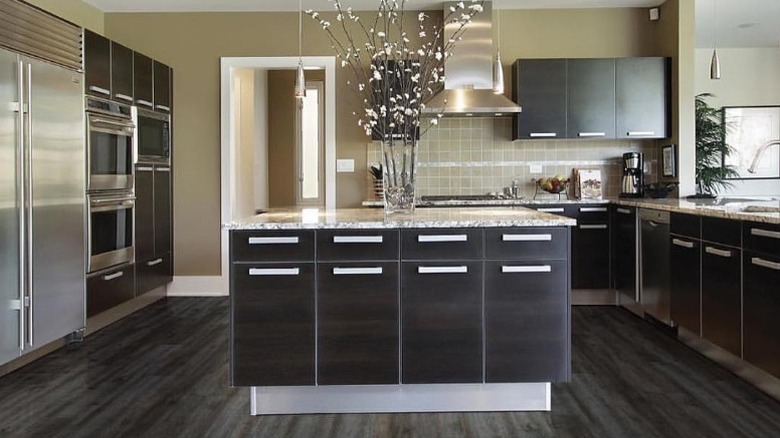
[639, 209, 672, 325]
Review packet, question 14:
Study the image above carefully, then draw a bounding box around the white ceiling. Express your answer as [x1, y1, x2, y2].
[83, 0, 780, 48]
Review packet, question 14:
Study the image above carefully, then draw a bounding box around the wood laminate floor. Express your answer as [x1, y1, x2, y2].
[1, 298, 779, 438]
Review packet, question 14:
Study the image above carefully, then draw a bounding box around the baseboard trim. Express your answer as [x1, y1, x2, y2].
[167, 275, 227, 297]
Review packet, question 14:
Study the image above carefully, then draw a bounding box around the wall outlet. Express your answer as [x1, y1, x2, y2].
[530, 164, 543, 174]
[336, 159, 355, 173]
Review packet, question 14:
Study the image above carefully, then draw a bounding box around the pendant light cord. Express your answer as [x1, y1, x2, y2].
[711, 0, 716, 50]
[298, 0, 302, 60]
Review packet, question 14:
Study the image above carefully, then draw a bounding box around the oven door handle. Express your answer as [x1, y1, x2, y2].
[90, 199, 135, 211]
[90, 117, 135, 129]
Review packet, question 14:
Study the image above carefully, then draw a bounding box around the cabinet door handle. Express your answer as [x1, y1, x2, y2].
[537, 208, 564, 213]
[103, 271, 124, 281]
[751, 228, 780, 240]
[136, 99, 154, 108]
[249, 268, 300, 276]
[156, 105, 171, 112]
[616, 208, 632, 215]
[147, 258, 164, 266]
[501, 265, 552, 274]
[418, 266, 468, 274]
[156, 167, 171, 172]
[115, 93, 133, 102]
[627, 131, 655, 137]
[248, 237, 299, 245]
[580, 207, 608, 213]
[578, 132, 606, 138]
[137, 166, 154, 172]
[529, 132, 557, 138]
[672, 238, 695, 249]
[417, 234, 467, 243]
[580, 224, 608, 230]
[89, 85, 110, 95]
[333, 267, 383, 275]
[502, 234, 552, 242]
[705, 246, 732, 258]
[752, 257, 780, 271]
[333, 235, 383, 244]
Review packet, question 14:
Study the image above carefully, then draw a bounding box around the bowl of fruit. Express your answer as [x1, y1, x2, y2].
[535, 176, 570, 194]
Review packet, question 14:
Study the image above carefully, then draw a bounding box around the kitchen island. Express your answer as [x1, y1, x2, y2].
[225, 207, 575, 415]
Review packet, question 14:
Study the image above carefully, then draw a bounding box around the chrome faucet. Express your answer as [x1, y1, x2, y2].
[748, 140, 780, 173]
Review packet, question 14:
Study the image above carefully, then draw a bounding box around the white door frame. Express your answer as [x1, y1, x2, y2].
[218, 56, 336, 294]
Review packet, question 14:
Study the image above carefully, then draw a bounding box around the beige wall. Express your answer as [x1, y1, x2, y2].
[25, 0, 104, 34]
[234, 69, 256, 219]
[267, 70, 296, 208]
[104, 7, 681, 276]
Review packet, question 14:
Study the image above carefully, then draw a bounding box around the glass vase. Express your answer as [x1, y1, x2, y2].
[381, 138, 418, 214]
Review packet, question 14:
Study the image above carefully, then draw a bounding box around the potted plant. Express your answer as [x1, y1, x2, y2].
[693, 93, 739, 197]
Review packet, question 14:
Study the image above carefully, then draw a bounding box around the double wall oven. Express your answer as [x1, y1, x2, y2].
[86, 96, 136, 273]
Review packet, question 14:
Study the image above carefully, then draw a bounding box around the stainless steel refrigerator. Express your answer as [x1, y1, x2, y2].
[0, 3, 86, 366]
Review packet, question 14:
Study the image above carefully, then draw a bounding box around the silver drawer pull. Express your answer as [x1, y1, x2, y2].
[616, 208, 632, 214]
[751, 228, 780, 240]
[103, 271, 124, 281]
[249, 268, 300, 276]
[333, 236, 383, 244]
[147, 258, 164, 266]
[529, 132, 557, 138]
[627, 131, 655, 137]
[672, 238, 695, 249]
[89, 85, 110, 95]
[580, 207, 607, 213]
[136, 99, 154, 108]
[537, 208, 564, 213]
[705, 246, 732, 258]
[156, 167, 171, 172]
[115, 93, 133, 102]
[501, 265, 552, 274]
[156, 105, 171, 112]
[580, 224, 608, 230]
[502, 234, 552, 242]
[248, 237, 299, 245]
[333, 267, 383, 275]
[418, 266, 468, 274]
[578, 132, 606, 137]
[752, 257, 780, 271]
[137, 166, 154, 172]
[417, 234, 467, 243]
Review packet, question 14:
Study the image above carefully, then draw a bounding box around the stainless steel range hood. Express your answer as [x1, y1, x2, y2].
[422, 1, 521, 117]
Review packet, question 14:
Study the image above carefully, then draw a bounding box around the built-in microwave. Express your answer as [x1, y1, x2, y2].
[86, 97, 135, 192]
[136, 107, 170, 164]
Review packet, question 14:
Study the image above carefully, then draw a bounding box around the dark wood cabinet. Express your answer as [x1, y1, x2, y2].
[153, 61, 171, 112]
[232, 230, 315, 262]
[84, 29, 111, 98]
[136, 253, 171, 296]
[317, 229, 399, 261]
[135, 164, 172, 296]
[670, 235, 701, 334]
[701, 243, 742, 356]
[485, 227, 568, 261]
[615, 57, 670, 139]
[154, 166, 172, 256]
[87, 264, 136, 317]
[612, 206, 637, 301]
[231, 262, 315, 386]
[743, 251, 780, 378]
[401, 228, 483, 260]
[133, 52, 154, 109]
[566, 58, 616, 139]
[570, 206, 610, 289]
[111, 41, 134, 104]
[135, 165, 154, 262]
[318, 262, 399, 385]
[401, 261, 483, 384]
[512, 59, 567, 140]
[485, 260, 569, 382]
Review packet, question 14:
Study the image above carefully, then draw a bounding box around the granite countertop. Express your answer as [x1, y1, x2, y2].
[611, 197, 780, 224]
[361, 198, 610, 208]
[224, 207, 577, 230]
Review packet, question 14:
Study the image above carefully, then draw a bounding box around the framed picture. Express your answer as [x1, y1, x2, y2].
[722, 106, 780, 179]
[574, 168, 602, 200]
[662, 144, 676, 177]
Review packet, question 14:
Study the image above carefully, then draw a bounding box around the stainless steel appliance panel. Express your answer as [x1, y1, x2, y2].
[640, 209, 671, 325]
[26, 54, 86, 350]
[0, 48, 22, 365]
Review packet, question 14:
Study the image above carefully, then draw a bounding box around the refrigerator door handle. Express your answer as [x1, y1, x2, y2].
[25, 62, 34, 347]
[16, 59, 26, 350]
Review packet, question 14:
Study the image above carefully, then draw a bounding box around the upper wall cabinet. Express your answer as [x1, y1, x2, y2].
[153, 61, 171, 113]
[512, 59, 567, 140]
[615, 57, 671, 139]
[111, 41, 134, 104]
[84, 29, 111, 98]
[512, 57, 670, 141]
[133, 52, 154, 110]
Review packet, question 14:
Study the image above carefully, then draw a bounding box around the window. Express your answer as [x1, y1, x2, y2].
[296, 81, 325, 205]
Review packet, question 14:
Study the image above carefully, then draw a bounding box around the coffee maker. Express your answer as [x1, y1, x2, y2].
[620, 152, 644, 198]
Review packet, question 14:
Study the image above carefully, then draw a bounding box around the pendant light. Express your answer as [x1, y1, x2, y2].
[709, 0, 721, 80]
[294, 0, 306, 98]
[492, 3, 505, 94]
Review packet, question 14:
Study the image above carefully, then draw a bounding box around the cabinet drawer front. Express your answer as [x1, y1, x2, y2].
[317, 229, 399, 261]
[670, 238, 701, 335]
[743, 221, 780, 257]
[572, 205, 609, 223]
[671, 212, 701, 239]
[743, 251, 780, 378]
[486, 227, 568, 261]
[701, 244, 742, 357]
[401, 228, 483, 260]
[231, 230, 314, 262]
[318, 262, 399, 385]
[136, 253, 172, 296]
[401, 261, 483, 384]
[701, 217, 741, 248]
[87, 264, 136, 317]
[231, 263, 315, 386]
[531, 205, 567, 215]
